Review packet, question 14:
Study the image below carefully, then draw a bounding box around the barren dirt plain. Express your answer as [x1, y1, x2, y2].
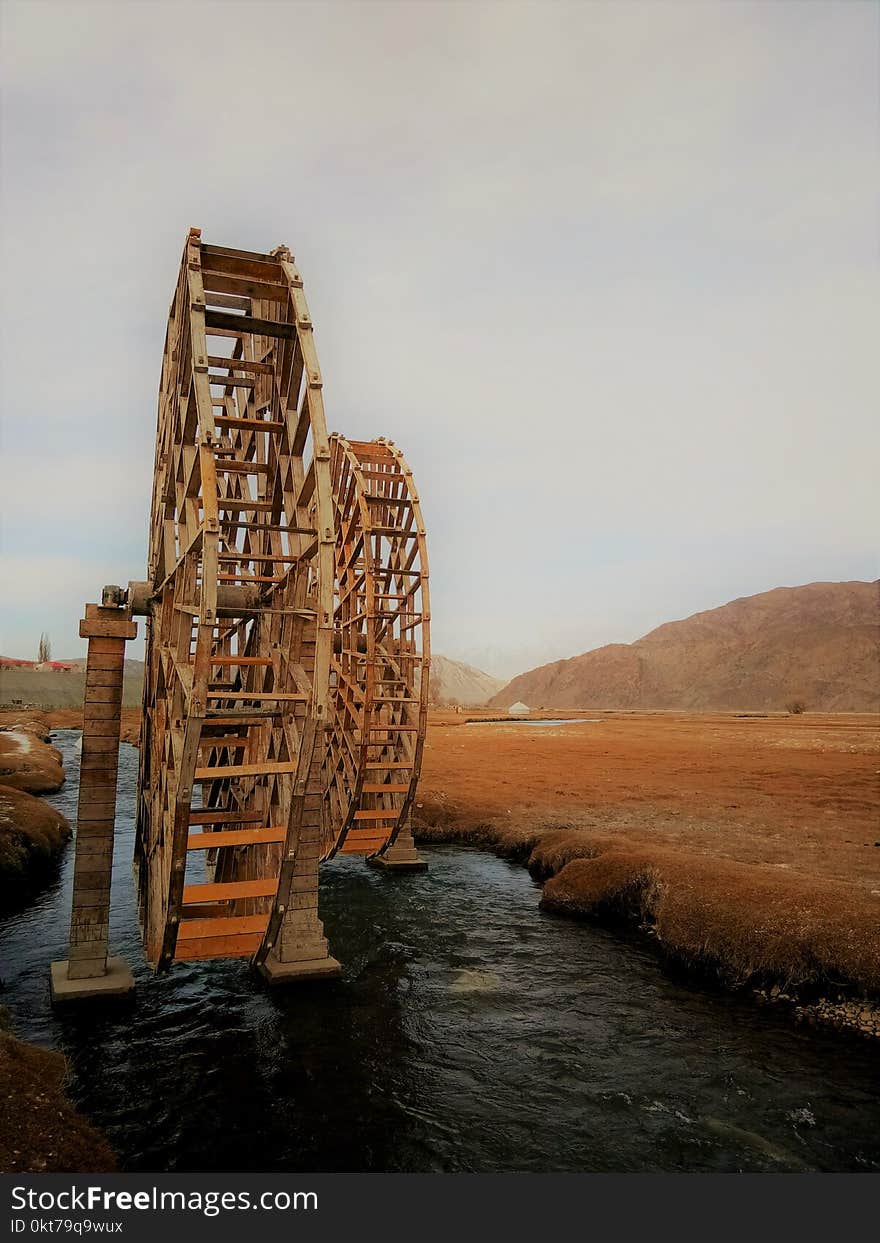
[417, 710, 879, 889]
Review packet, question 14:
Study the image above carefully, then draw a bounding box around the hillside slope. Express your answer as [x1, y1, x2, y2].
[428, 655, 503, 706]
[491, 581, 880, 712]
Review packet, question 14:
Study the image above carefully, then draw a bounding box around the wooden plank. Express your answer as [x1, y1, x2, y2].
[187, 826, 286, 850]
[218, 573, 283, 583]
[340, 837, 389, 854]
[177, 914, 269, 940]
[215, 460, 271, 474]
[182, 878, 278, 903]
[209, 655, 273, 664]
[202, 269, 289, 302]
[200, 246, 283, 280]
[208, 373, 255, 388]
[179, 903, 230, 921]
[187, 809, 264, 825]
[205, 291, 251, 312]
[201, 242, 279, 263]
[174, 933, 264, 960]
[214, 415, 285, 431]
[361, 784, 410, 793]
[353, 809, 400, 820]
[194, 760, 298, 779]
[214, 498, 277, 511]
[207, 354, 273, 374]
[205, 310, 298, 340]
[217, 554, 297, 563]
[204, 692, 307, 702]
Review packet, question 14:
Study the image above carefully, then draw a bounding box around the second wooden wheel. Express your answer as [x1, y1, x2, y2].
[321, 436, 430, 859]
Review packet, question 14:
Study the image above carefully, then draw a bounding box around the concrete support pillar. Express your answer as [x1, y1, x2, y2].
[259, 757, 341, 985]
[50, 604, 137, 1003]
[368, 820, 428, 872]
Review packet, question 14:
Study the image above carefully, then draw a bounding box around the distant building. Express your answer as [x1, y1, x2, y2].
[508, 701, 530, 717]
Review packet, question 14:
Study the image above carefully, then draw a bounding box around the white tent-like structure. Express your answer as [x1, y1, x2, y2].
[508, 701, 530, 717]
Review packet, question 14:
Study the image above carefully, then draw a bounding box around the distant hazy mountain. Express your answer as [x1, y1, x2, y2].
[428, 655, 504, 706]
[490, 581, 880, 713]
[1, 653, 502, 710]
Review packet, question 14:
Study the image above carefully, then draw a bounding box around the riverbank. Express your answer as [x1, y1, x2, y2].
[413, 711, 880, 1038]
[0, 1014, 117, 1172]
[0, 719, 115, 1172]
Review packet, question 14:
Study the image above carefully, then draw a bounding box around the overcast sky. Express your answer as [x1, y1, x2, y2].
[1, 0, 877, 677]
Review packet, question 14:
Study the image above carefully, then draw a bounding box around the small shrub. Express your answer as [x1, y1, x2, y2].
[787, 700, 807, 715]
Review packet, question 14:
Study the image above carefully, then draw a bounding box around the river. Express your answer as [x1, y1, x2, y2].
[1, 731, 878, 1172]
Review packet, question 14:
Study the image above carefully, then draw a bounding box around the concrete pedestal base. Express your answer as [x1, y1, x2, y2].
[257, 951, 342, 985]
[368, 851, 428, 872]
[368, 824, 427, 872]
[50, 956, 134, 1004]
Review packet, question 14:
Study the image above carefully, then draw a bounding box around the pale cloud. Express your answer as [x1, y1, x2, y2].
[1, 0, 877, 672]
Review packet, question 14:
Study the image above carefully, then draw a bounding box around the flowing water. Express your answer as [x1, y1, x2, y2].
[1, 731, 878, 1173]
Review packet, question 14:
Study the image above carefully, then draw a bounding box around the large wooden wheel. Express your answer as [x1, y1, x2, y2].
[321, 437, 430, 859]
[134, 230, 334, 969]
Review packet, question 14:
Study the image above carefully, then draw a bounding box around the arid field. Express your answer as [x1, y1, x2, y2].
[414, 710, 880, 1011]
[418, 710, 879, 886]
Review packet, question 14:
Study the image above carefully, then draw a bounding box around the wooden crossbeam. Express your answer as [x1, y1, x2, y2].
[195, 761, 298, 779]
[205, 309, 298, 340]
[187, 827, 286, 850]
[177, 914, 270, 940]
[182, 878, 278, 903]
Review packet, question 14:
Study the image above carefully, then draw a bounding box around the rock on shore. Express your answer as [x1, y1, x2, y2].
[0, 712, 71, 899]
[0, 712, 66, 793]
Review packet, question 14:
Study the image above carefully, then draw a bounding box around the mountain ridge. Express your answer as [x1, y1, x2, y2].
[490, 581, 880, 712]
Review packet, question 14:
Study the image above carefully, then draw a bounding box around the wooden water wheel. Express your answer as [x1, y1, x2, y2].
[321, 436, 430, 860]
[133, 230, 336, 969]
[121, 230, 429, 977]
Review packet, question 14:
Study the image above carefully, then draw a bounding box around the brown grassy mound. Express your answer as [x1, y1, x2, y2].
[0, 783, 71, 891]
[0, 721, 65, 794]
[0, 710, 54, 742]
[0, 1025, 116, 1172]
[535, 833, 880, 995]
